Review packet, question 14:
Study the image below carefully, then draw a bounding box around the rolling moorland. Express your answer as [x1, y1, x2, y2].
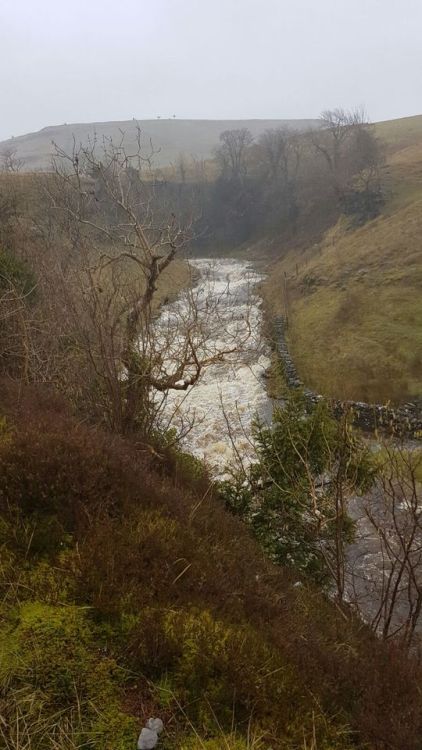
[0, 113, 422, 750]
[0, 118, 319, 171]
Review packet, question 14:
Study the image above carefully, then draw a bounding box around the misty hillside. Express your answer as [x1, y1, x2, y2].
[0, 118, 320, 171]
[264, 113, 422, 404]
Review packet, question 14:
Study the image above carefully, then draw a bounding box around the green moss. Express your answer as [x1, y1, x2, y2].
[21, 550, 78, 604]
[0, 601, 136, 749]
[179, 734, 263, 750]
[130, 607, 354, 746]
[132, 607, 296, 729]
[177, 726, 354, 750]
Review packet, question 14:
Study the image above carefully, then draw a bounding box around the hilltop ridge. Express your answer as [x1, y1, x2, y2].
[0, 117, 320, 170]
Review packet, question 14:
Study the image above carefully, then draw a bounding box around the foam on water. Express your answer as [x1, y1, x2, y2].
[157, 258, 271, 475]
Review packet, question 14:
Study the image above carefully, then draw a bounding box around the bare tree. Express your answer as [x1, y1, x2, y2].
[256, 128, 301, 184]
[0, 147, 24, 173]
[215, 129, 253, 180]
[176, 153, 188, 183]
[347, 444, 422, 650]
[310, 108, 376, 198]
[253, 127, 303, 230]
[316, 109, 363, 175]
[41, 130, 251, 435]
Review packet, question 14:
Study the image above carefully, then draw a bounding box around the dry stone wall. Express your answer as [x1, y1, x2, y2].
[273, 316, 422, 439]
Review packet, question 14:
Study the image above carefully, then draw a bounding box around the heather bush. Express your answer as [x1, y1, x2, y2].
[0, 422, 134, 548]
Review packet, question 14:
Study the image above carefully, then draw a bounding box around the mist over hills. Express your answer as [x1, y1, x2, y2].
[0, 118, 320, 170]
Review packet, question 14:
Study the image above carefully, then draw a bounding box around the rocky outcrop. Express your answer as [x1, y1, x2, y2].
[273, 316, 422, 439]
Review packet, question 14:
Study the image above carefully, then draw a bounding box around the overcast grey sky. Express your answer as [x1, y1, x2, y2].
[1, 0, 421, 140]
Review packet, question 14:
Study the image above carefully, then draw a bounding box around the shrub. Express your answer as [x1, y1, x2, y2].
[220, 393, 375, 585]
[153, 427, 210, 492]
[77, 508, 199, 615]
[0, 246, 35, 296]
[341, 183, 385, 225]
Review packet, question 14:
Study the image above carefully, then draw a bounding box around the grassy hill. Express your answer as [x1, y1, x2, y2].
[0, 118, 319, 171]
[265, 114, 422, 404]
[376, 113, 422, 153]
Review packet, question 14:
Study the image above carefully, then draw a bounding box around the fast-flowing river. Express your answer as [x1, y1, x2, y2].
[158, 258, 271, 475]
[157, 257, 422, 643]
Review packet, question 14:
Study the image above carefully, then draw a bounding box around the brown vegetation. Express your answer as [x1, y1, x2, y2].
[1, 384, 422, 748]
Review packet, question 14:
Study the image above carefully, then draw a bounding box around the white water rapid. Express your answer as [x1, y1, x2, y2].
[158, 258, 271, 475]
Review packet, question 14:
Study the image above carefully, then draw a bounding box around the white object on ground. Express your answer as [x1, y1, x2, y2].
[146, 718, 164, 735]
[137, 727, 158, 749]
